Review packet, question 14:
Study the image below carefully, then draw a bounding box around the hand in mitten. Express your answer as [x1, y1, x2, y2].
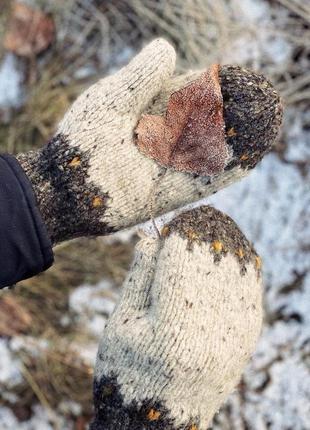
[15, 39, 282, 245]
[91, 206, 263, 430]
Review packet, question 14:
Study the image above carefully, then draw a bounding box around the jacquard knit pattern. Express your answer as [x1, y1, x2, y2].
[92, 206, 263, 430]
[16, 39, 282, 244]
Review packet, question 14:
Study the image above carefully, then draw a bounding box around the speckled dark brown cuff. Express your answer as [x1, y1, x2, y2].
[16, 134, 115, 245]
[91, 375, 196, 430]
[220, 65, 283, 171]
[162, 205, 261, 276]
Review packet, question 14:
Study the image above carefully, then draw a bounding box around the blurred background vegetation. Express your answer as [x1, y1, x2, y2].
[0, 1, 309, 429]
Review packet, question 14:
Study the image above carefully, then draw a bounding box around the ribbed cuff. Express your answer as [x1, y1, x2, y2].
[0, 154, 54, 288]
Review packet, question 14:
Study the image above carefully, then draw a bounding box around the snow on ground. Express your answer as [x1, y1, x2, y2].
[0, 53, 23, 110]
[69, 279, 117, 338]
[209, 152, 309, 291]
[209, 152, 310, 428]
[0, 339, 22, 389]
[206, 3, 310, 424]
[0, 340, 70, 429]
[68, 279, 119, 367]
[226, 0, 293, 69]
[205, 4, 310, 419]
[0, 405, 70, 430]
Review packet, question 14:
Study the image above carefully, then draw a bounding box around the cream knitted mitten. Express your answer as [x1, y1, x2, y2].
[91, 206, 263, 430]
[16, 39, 282, 244]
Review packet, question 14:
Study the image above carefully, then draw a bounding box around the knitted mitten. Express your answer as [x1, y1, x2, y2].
[16, 39, 282, 244]
[91, 206, 263, 430]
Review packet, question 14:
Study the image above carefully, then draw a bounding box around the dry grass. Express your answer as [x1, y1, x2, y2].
[0, 237, 134, 338]
[17, 343, 94, 412]
[0, 237, 135, 428]
[101, 0, 310, 104]
[1, 340, 94, 427]
[93, 0, 237, 69]
[0, 65, 84, 154]
[0, 0, 104, 154]
[0, 236, 135, 425]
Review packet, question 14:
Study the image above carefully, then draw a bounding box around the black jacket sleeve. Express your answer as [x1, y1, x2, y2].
[0, 154, 54, 289]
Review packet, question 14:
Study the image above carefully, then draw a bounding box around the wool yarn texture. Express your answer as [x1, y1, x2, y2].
[91, 206, 263, 430]
[16, 39, 282, 244]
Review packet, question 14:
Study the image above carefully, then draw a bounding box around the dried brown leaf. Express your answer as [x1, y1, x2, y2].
[135, 64, 230, 176]
[4, 2, 55, 57]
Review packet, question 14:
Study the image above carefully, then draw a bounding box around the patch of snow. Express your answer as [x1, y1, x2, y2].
[69, 280, 116, 316]
[0, 407, 18, 430]
[1, 391, 19, 403]
[284, 107, 310, 163]
[0, 404, 72, 430]
[263, 36, 292, 65]
[21, 406, 54, 430]
[114, 46, 135, 66]
[60, 314, 71, 327]
[34, 405, 71, 429]
[69, 279, 117, 336]
[69, 283, 117, 363]
[0, 54, 23, 109]
[235, 0, 269, 22]
[239, 349, 310, 429]
[208, 154, 309, 291]
[224, 29, 292, 69]
[101, 227, 138, 245]
[222, 37, 263, 69]
[224, 0, 292, 68]
[77, 342, 99, 367]
[59, 400, 82, 417]
[0, 339, 22, 388]
[86, 314, 107, 337]
[73, 64, 97, 80]
[10, 336, 49, 357]
[106, 46, 135, 75]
